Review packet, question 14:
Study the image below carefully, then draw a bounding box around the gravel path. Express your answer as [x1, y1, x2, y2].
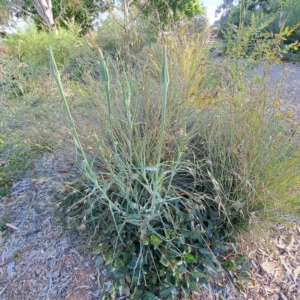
[255, 62, 300, 121]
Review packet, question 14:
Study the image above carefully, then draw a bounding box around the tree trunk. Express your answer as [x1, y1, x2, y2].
[32, 0, 57, 34]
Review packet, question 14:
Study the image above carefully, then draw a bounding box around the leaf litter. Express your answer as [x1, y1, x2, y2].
[0, 154, 111, 300]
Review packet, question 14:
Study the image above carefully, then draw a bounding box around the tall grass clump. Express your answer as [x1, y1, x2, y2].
[197, 66, 300, 224]
[50, 21, 299, 299]
[50, 41, 251, 298]
[200, 11, 300, 223]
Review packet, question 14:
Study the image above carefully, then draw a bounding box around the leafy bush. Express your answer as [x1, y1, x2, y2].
[94, 15, 159, 59]
[4, 24, 89, 68]
[217, 0, 300, 60]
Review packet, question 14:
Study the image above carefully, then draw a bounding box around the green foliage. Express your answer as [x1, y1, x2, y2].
[138, 0, 203, 27]
[224, 12, 280, 61]
[94, 17, 125, 56]
[93, 15, 158, 59]
[4, 24, 89, 68]
[217, 0, 300, 58]
[17, 0, 107, 34]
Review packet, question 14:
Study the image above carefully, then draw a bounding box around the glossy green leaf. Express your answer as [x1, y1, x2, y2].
[160, 286, 175, 298]
[189, 281, 199, 292]
[99, 274, 105, 288]
[184, 253, 196, 264]
[99, 291, 110, 300]
[152, 272, 158, 285]
[199, 248, 211, 255]
[191, 225, 201, 239]
[203, 259, 218, 274]
[150, 235, 163, 247]
[191, 271, 203, 278]
[225, 260, 235, 270]
[127, 258, 140, 269]
[143, 291, 157, 299]
[160, 256, 169, 267]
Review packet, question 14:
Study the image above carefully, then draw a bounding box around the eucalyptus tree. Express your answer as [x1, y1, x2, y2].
[0, 0, 109, 34]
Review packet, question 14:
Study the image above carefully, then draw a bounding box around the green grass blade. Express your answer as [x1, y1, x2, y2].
[49, 48, 98, 187]
[157, 46, 169, 167]
[98, 48, 112, 128]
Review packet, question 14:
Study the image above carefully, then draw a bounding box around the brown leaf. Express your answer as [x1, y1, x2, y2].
[5, 223, 20, 231]
[287, 236, 295, 250]
[293, 266, 300, 282]
[261, 261, 280, 274]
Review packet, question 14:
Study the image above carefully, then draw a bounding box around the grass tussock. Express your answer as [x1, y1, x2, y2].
[49, 27, 299, 298]
[1, 19, 299, 299]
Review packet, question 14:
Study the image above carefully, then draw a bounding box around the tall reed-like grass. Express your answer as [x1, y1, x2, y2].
[50, 41, 253, 298]
[49, 24, 299, 298]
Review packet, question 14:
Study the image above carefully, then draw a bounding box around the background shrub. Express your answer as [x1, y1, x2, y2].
[4, 24, 89, 68]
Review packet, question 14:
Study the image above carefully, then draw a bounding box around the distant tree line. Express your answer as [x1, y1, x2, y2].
[0, 0, 203, 34]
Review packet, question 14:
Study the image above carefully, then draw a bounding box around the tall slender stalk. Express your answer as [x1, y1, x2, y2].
[151, 46, 170, 214]
[157, 46, 169, 167]
[49, 49, 98, 186]
[98, 48, 112, 129]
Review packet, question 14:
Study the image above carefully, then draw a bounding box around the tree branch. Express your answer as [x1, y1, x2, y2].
[54, 0, 64, 22]
[106, 1, 126, 29]
[11, 3, 35, 18]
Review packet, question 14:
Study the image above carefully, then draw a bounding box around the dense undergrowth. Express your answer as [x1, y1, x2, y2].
[0, 15, 300, 299]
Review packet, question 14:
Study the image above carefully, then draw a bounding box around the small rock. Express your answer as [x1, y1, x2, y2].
[53, 271, 60, 277]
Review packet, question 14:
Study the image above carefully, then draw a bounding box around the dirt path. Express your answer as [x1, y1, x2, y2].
[0, 62, 300, 300]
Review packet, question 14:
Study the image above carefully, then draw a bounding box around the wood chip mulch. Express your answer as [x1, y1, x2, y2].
[237, 224, 300, 300]
[0, 155, 111, 300]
